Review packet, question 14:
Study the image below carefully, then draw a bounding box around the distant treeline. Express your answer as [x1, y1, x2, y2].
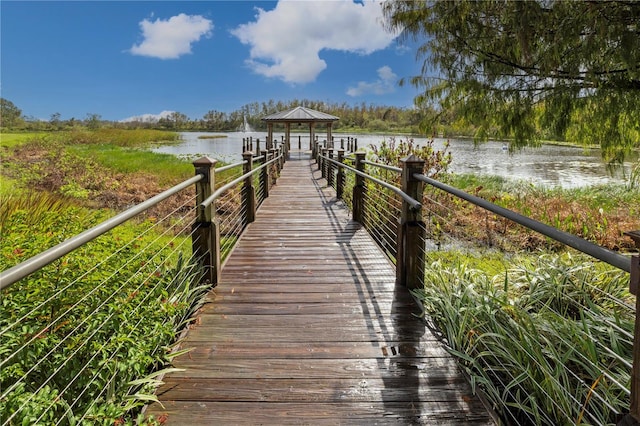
[3, 97, 463, 136]
[179, 99, 430, 134]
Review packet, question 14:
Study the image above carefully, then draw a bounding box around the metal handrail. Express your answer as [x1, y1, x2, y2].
[201, 154, 282, 208]
[361, 159, 402, 173]
[215, 160, 247, 173]
[321, 155, 421, 211]
[0, 174, 205, 290]
[415, 173, 631, 273]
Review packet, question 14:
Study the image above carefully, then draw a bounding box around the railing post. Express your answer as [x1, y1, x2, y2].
[269, 148, 278, 185]
[352, 152, 366, 223]
[316, 142, 324, 167]
[256, 138, 261, 156]
[192, 156, 220, 285]
[336, 149, 345, 199]
[261, 150, 269, 199]
[625, 231, 640, 424]
[397, 155, 425, 290]
[243, 151, 255, 225]
[279, 145, 285, 169]
[327, 150, 334, 188]
[321, 148, 328, 178]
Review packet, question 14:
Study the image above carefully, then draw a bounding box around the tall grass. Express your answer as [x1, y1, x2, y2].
[0, 191, 206, 424]
[415, 252, 632, 425]
[66, 144, 193, 185]
[59, 128, 179, 147]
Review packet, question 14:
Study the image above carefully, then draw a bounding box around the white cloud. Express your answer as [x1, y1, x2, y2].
[130, 14, 213, 59]
[231, 0, 397, 84]
[120, 110, 175, 123]
[346, 65, 397, 96]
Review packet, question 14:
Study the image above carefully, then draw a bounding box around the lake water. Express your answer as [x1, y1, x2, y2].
[151, 131, 635, 189]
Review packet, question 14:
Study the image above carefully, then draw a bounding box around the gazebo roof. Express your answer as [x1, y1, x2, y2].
[261, 106, 339, 123]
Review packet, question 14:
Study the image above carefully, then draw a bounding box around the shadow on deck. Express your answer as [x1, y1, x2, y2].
[146, 152, 495, 424]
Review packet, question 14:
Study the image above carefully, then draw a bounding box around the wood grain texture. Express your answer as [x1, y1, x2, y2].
[146, 153, 495, 425]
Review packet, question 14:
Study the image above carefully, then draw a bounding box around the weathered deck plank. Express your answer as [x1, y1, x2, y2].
[146, 153, 494, 424]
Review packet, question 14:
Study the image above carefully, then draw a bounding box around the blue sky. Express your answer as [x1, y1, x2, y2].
[1, 1, 423, 122]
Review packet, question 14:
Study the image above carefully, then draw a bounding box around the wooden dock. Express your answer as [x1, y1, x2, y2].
[146, 153, 495, 424]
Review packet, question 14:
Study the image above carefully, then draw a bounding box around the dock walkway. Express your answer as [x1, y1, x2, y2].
[147, 153, 494, 424]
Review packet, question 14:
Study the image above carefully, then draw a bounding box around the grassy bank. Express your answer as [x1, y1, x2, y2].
[1, 129, 194, 216]
[0, 129, 206, 424]
[433, 173, 640, 252]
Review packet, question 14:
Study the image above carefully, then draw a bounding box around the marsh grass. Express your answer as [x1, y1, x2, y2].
[416, 252, 632, 425]
[66, 143, 192, 185]
[436, 173, 640, 251]
[59, 128, 179, 147]
[197, 135, 227, 139]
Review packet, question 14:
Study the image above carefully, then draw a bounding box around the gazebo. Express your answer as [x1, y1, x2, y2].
[261, 106, 339, 152]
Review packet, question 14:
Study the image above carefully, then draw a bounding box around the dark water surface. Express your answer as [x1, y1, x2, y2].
[151, 132, 634, 189]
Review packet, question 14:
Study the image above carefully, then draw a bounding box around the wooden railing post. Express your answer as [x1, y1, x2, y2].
[317, 142, 324, 167]
[397, 155, 425, 290]
[243, 151, 256, 225]
[261, 150, 269, 199]
[192, 156, 220, 285]
[321, 148, 328, 179]
[269, 148, 278, 185]
[327, 150, 334, 188]
[625, 231, 640, 424]
[255, 138, 261, 156]
[336, 149, 345, 199]
[352, 152, 366, 223]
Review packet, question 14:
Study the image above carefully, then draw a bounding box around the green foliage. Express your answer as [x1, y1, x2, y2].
[383, 0, 640, 161]
[1, 98, 24, 129]
[415, 252, 632, 425]
[367, 136, 452, 179]
[0, 194, 205, 424]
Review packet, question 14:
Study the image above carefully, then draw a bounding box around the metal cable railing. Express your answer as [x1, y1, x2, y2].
[317, 149, 637, 425]
[0, 186, 200, 424]
[0, 150, 285, 424]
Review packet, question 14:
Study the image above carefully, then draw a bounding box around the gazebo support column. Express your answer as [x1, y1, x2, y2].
[285, 123, 291, 160]
[309, 123, 315, 151]
[267, 123, 274, 150]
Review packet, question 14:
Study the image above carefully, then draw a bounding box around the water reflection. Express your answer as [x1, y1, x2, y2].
[150, 132, 635, 189]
